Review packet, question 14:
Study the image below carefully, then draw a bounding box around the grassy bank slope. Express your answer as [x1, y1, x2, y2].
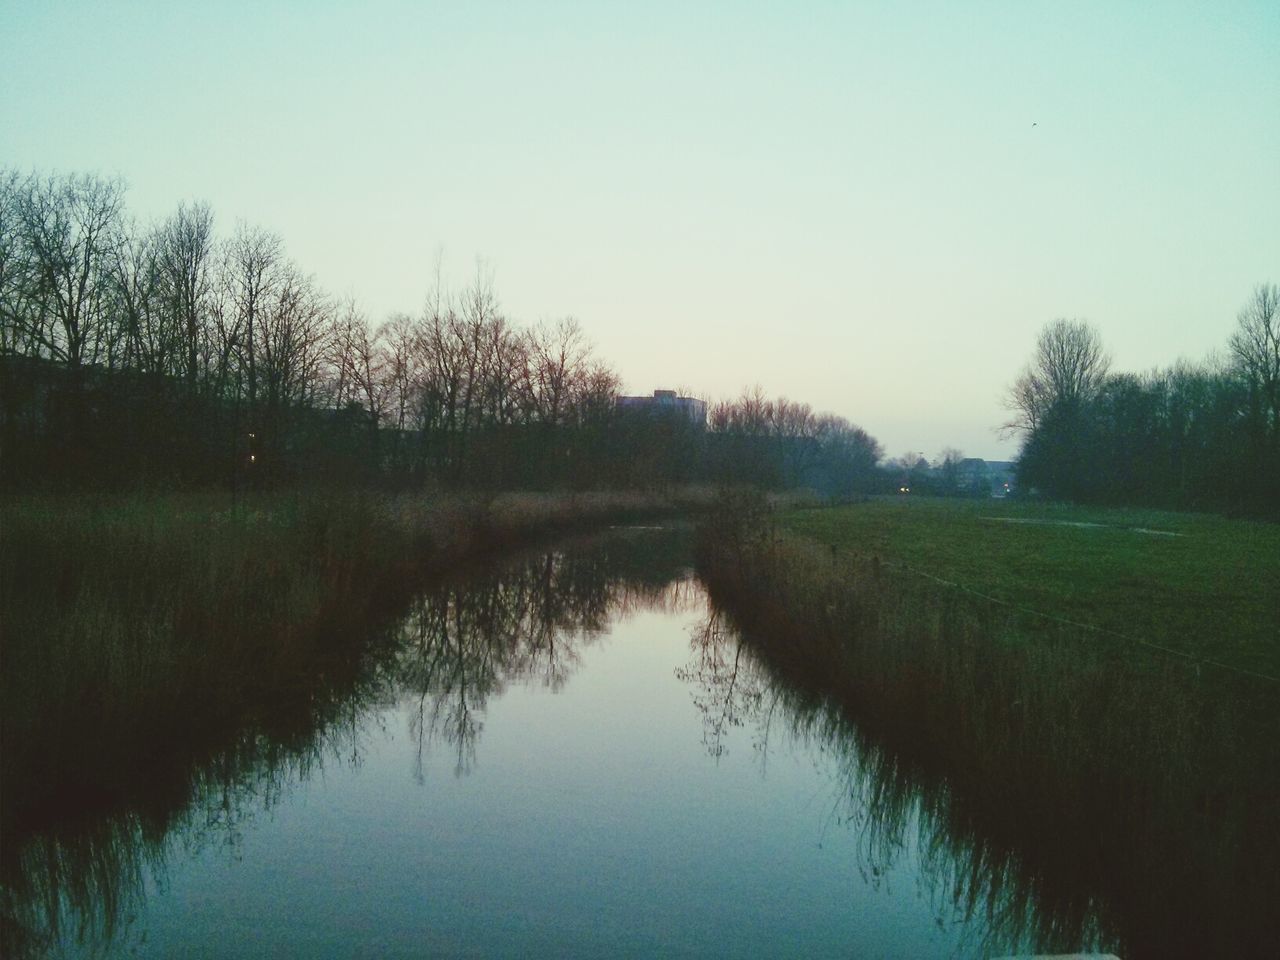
[782, 497, 1280, 680]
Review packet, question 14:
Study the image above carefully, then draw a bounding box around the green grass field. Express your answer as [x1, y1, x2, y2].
[781, 497, 1280, 681]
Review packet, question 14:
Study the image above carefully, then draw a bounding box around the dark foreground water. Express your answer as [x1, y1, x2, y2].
[5, 530, 1116, 958]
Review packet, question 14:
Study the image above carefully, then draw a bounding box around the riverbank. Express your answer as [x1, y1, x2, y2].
[694, 494, 1280, 958]
[0, 488, 711, 841]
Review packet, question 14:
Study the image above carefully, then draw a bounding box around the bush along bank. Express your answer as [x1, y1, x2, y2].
[693, 494, 1280, 959]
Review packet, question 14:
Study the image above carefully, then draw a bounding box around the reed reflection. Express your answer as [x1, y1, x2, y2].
[2, 698, 379, 959]
[681, 602, 1114, 957]
[0, 529, 693, 958]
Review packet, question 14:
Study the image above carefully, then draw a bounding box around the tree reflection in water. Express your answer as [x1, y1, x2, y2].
[680, 603, 1113, 958]
[0, 530, 694, 957]
[394, 533, 699, 777]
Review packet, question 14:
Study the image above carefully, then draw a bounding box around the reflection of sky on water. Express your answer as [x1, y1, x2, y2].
[89, 577, 967, 959]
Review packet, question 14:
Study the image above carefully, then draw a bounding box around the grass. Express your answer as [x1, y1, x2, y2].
[781, 496, 1280, 680]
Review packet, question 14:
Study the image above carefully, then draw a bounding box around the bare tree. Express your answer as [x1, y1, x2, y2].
[576, 361, 621, 427]
[1229, 283, 1280, 446]
[416, 299, 468, 476]
[10, 172, 126, 368]
[107, 223, 166, 373]
[0, 170, 33, 357]
[382, 311, 420, 436]
[521, 317, 590, 426]
[480, 314, 526, 427]
[156, 201, 214, 390]
[770, 397, 818, 484]
[453, 271, 502, 461]
[1003, 318, 1110, 436]
[328, 296, 360, 412]
[815, 414, 882, 478]
[338, 302, 392, 438]
[770, 398, 815, 442]
[205, 263, 243, 403]
[225, 223, 283, 413]
[712, 385, 775, 437]
[257, 263, 328, 415]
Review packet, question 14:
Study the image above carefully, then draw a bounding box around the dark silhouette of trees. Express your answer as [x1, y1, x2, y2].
[1003, 318, 1110, 437]
[225, 223, 282, 417]
[1008, 294, 1279, 514]
[812, 414, 882, 496]
[1230, 283, 1280, 458]
[1, 168, 886, 495]
[6, 172, 126, 372]
[935, 447, 965, 495]
[156, 202, 215, 391]
[705, 387, 882, 495]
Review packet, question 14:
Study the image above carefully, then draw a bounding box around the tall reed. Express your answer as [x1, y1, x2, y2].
[695, 495, 1280, 958]
[1, 519, 695, 957]
[0, 489, 707, 836]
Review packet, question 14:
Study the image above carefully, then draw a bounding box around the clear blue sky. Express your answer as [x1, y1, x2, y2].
[5, 0, 1278, 459]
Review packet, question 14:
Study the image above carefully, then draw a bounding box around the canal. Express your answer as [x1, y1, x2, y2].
[5, 529, 1113, 958]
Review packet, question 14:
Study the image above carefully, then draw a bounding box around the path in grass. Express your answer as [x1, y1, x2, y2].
[781, 497, 1280, 681]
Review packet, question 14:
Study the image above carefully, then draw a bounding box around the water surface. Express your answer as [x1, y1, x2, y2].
[8, 531, 1104, 958]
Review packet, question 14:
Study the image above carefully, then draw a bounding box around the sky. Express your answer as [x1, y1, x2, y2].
[4, 0, 1278, 460]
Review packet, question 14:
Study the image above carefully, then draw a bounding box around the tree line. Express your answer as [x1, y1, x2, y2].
[0, 170, 883, 494]
[1004, 286, 1279, 514]
[705, 387, 882, 494]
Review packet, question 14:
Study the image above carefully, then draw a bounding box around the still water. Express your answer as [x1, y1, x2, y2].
[13, 530, 1103, 958]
